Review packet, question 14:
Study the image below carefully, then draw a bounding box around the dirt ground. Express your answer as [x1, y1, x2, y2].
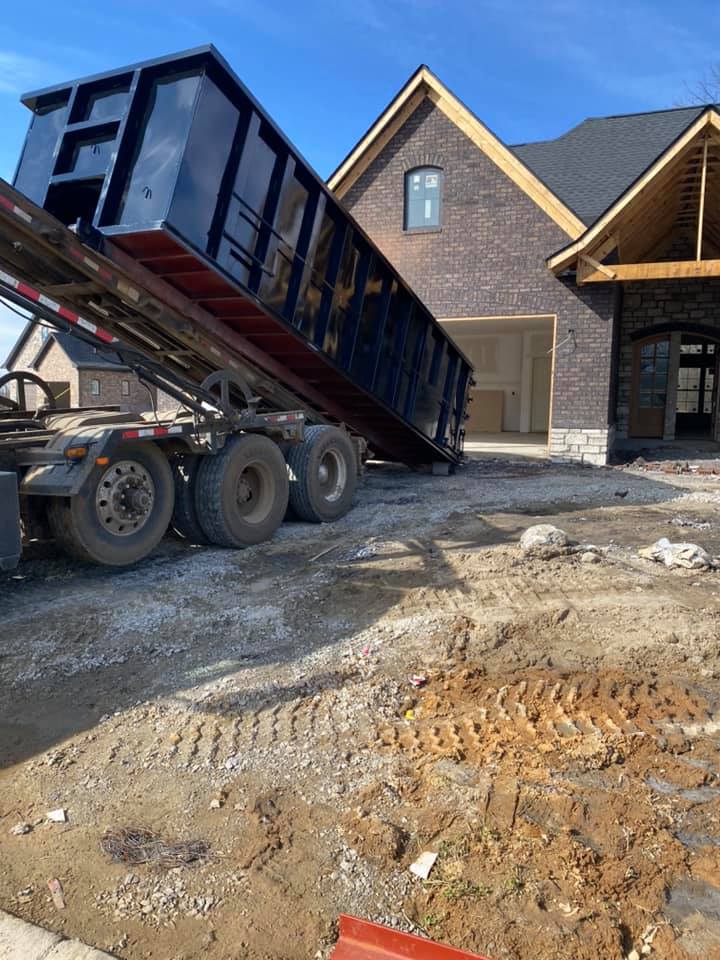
[3, 456, 720, 960]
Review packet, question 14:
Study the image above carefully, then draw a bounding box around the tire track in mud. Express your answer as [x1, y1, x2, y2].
[423, 573, 675, 624]
[374, 672, 720, 759]
[152, 690, 349, 769]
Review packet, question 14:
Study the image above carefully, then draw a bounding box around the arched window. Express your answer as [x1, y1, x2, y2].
[404, 167, 442, 230]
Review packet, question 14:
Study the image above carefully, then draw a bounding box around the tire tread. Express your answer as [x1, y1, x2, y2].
[286, 425, 356, 523]
[195, 434, 288, 548]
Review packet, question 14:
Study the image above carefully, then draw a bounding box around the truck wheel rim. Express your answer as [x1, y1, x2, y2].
[235, 461, 274, 523]
[95, 460, 156, 536]
[318, 448, 346, 503]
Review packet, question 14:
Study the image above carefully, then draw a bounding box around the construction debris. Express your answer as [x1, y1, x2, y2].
[519, 524, 574, 558]
[47, 878, 65, 910]
[670, 516, 711, 530]
[409, 851, 438, 880]
[638, 537, 716, 570]
[46, 809, 67, 823]
[9, 822, 31, 836]
[100, 827, 212, 867]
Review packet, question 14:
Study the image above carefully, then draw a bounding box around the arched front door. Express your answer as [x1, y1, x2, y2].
[630, 335, 669, 438]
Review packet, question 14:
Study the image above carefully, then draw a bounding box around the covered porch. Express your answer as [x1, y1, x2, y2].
[548, 107, 720, 458]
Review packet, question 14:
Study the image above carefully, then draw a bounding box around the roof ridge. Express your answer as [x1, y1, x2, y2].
[511, 104, 712, 151]
[582, 103, 712, 122]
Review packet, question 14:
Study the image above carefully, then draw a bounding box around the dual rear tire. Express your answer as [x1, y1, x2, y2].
[48, 426, 357, 565]
[173, 426, 357, 543]
[285, 425, 357, 522]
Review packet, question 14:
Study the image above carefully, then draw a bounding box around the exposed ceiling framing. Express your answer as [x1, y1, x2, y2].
[548, 110, 720, 282]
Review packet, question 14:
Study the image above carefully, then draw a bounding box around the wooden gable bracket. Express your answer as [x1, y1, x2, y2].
[579, 259, 720, 283]
[578, 254, 617, 282]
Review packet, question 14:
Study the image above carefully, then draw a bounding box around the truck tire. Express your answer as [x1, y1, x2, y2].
[47, 442, 174, 566]
[194, 434, 289, 548]
[285, 425, 357, 523]
[171, 455, 211, 545]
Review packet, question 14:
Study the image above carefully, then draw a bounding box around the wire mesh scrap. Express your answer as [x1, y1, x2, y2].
[100, 827, 212, 868]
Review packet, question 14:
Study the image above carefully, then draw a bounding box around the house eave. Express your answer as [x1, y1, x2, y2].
[329, 66, 586, 241]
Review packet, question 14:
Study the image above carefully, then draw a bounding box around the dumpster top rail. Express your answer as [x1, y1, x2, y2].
[0, 176, 344, 426]
[11, 45, 473, 465]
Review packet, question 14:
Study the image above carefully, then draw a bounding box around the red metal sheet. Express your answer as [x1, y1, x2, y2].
[331, 916, 492, 960]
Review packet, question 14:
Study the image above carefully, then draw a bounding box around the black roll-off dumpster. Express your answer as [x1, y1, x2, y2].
[14, 46, 472, 465]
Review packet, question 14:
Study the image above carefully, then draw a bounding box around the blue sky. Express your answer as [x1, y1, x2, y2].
[1, 0, 719, 364]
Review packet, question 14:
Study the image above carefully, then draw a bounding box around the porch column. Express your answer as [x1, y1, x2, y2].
[663, 332, 681, 441]
[549, 281, 617, 466]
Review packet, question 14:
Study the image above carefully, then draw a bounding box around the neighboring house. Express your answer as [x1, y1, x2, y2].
[4, 322, 158, 414]
[329, 66, 720, 464]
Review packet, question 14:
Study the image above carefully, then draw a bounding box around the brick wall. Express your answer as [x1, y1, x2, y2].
[8, 327, 155, 414]
[340, 98, 616, 462]
[617, 279, 720, 438]
[78, 369, 154, 413]
[8, 331, 78, 407]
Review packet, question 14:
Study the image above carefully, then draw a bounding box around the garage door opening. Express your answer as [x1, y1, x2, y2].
[440, 314, 555, 458]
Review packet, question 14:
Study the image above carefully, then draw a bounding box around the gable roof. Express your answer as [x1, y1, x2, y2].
[328, 65, 586, 240]
[512, 105, 708, 226]
[3, 320, 35, 369]
[5, 321, 128, 371]
[547, 107, 720, 275]
[52, 331, 128, 370]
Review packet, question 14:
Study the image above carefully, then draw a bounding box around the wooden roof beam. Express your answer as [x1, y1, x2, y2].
[697, 133, 709, 260]
[579, 258, 720, 284]
[548, 108, 720, 273]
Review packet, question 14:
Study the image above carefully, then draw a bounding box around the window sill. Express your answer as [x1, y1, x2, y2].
[403, 227, 443, 236]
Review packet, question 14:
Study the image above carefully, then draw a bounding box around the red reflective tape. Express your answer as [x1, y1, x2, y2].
[152, 428, 169, 437]
[0, 195, 14, 212]
[93, 326, 116, 344]
[16, 281, 40, 302]
[97, 266, 113, 281]
[58, 305, 80, 323]
[122, 430, 139, 440]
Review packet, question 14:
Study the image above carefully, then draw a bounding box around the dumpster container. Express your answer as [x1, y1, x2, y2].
[14, 46, 472, 465]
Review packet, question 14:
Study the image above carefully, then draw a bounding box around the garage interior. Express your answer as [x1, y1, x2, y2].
[440, 315, 555, 457]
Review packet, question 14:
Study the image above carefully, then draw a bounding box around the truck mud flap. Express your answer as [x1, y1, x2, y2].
[0, 472, 22, 570]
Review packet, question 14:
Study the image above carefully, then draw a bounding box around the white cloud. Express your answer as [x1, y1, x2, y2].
[475, 0, 720, 109]
[0, 51, 48, 95]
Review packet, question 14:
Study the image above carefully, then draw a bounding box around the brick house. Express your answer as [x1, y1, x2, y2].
[4, 321, 159, 414]
[329, 67, 720, 464]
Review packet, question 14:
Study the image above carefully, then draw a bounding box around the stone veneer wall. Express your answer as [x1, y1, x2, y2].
[617, 279, 720, 439]
[550, 427, 615, 466]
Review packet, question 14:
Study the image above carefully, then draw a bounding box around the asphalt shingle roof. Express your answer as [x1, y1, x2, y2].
[511, 106, 707, 226]
[53, 331, 128, 369]
[5, 322, 129, 371]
